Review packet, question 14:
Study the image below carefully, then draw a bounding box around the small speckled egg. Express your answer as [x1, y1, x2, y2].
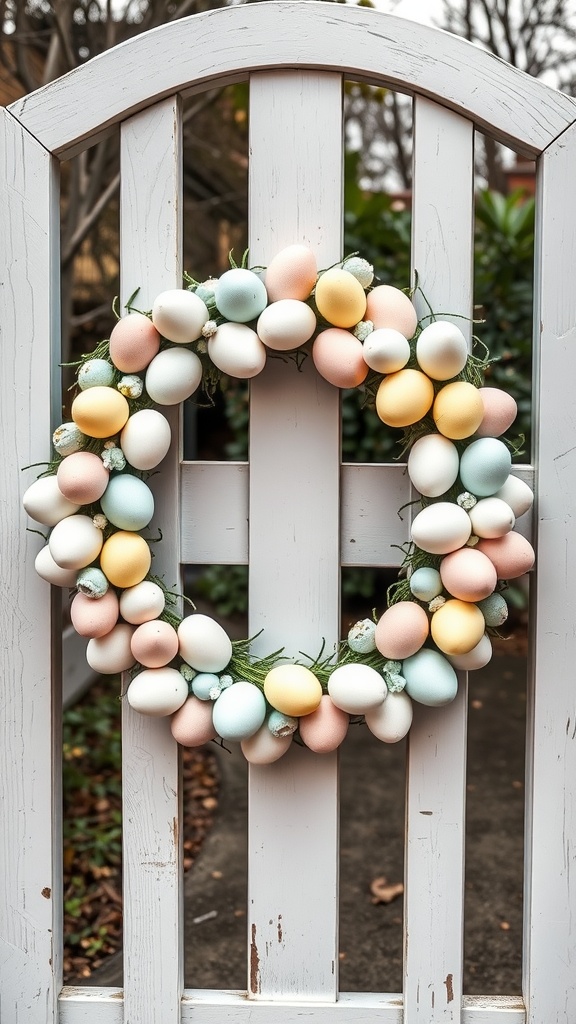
[264, 245, 318, 302]
[100, 531, 151, 588]
[448, 632, 493, 670]
[493, 474, 534, 518]
[127, 666, 188, 716]
[49, 514, 104, 570]
[191, 673, 221, 701]
[407, 434, 460, 497]
[152, 289, 209, 343]
[215, 268, 268, 323]
[315, 267, 367, 328]
[416, 321, 468, 380]
[119, 580, 165, 624]
[23, 474, 80, 527]
[53, 421, 86, 457]
[109, 312, 161, 372]
[362, 327, 411, 374]
[256, 299, 316, 351]
[298, 695, 349, 753]
[70, 589, 119, 638]
[476, 533, 535, 579]
[327, 663, 387, 715]
[171, 695, 218, 746]
[468, 496, 515, 538]
[365, 285, 418, 338]
[208, 322, 267, 378]
[439, 547, 497, 602]
[402, 648, 458, 706]
[347, 618, 377, 654]
[131, 619, 179, 668]
[376, 369, 434, 428]
[120, 409, 171, 471]
[476, 592, 509, 627]
[433, 382, 484, 439]
[459, 438, 512, 497]
[86, 622, 135, 674]
[76, 566, 109, 598]
[178, 614, 232, 673]
[100, 474, 154, 532]
[475, 387, 518, 438]
[431, 599, 486, 656]
[241, 721, 293, 764]
[409, 566, 443, 602]
[35, 544, 79, 587]
[375, 602, 429, 660]
[267, 711, 298, 737]
[264, 664, 323, 717]
[411, 502, 472, 554]
[212, 681, 267, 741]
[72, 386, 130, 439]
[145, 347, 203, 405]
[78, 358, 115, 390]
[56, 452, 109, 505]
[365, 690, 413, 742]
[312, 328, 369, 388]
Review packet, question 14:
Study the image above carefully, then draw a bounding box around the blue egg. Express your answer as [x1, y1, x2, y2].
[459, 438, 512, 497]
[402, 648, 458, 707]
[191, 673, 221, 701]
[100, 473, 155, 531]
[212, 681, 266, 741]
[410, 567, 443, 602]
[215, 269, 268, 323]
[476, 592, 508, 627]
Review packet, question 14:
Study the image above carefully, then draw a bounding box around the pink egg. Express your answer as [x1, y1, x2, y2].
[476, 533, 535, 580]
[170, 695, 218, 747]
[476, 387, 518, 437]
[298, 695, 349, 753]
[264, 245, 318, 302]
[70, 589, 119, 638]
[131, 619, 179, 668]
[312, 328, 369, 388]
[375, 601, 429, 660]
[109, 312, 161, 372]
[439, 547, 497, 602]
[57, 451, 109, 505]
[365, 285, 418, 338]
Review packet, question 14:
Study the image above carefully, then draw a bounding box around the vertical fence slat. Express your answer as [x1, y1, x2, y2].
[405, 97, 474, 1023]
[524, 121, 576, 1024]
[0, 109, 62, 1023]
[120, 96, 183, 1023]
[247, 70, 342, 1000]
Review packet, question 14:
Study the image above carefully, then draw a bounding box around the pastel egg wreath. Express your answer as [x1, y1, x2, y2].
[23, 246, 535, 764]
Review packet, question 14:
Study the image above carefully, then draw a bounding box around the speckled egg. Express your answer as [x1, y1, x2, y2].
[375, 602, 429, 660]
[448, 633, 493, 670]
[407, 434, 460, 497]
[264, 664, 323, 717]
[312, 328, 369, 388]
[365, 285, 418, 338]
[56, 452, 109, 505]
[402, 648, 458, 706]
[433, 382, 484, 439]
[178, 614, 232, 673]
[53, 421, 86, 457]
[212, 681, 267, 741]
[476, 592, 509, 627]
[71, 386, 130, 439]
[298, 695, 349, 753]
[100, 474, 154, 532]
[411, 502, 472, 554]
[431, 599, 486, 656]
[314, 267, 367, 328]
[256, 299, 316, 351]
[78, 358, 115, 390]
[241, 721, 293, 764]
[35, 544, 79, 587]
[468, 496, 515, 538]
[49, 514, 104, 570]
[365, 690, 413, 742]
[264, 245, 318, 302]
[416, 321, 468, 380]
[214, 268, 268, 323]
[109, 312, 161, 372]
[476, 387, 518, 438]
[120, 409, 171, 471]
[476, 533, 535, 579]
[208, 322, 267, 378]
[131, 619, 179, 668]
[99, 531, 151, 588]
[23, 474, 80, 527]
[171, 695, 218, 746]
[86, 622, 135, 674]
[70, 589, 119, 638]
[145, 347, 203, 405]
[127, 667, 188, 716]
[493, 474, 534, 518]
[119, 580, 166, 624]
[439, 547, 498, 602]
[362, 327, 411, 374]
[327, 663, 387, 715]
[459, 438, 512, 497]
[409, 566, 443, 602]
[151, 289, 209, 343]
[376, 369, 435, 427]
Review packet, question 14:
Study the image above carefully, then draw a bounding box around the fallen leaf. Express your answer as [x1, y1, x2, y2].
[370, 875, 404, 905]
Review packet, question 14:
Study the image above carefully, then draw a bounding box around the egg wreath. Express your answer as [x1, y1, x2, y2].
[22, 245, 535, 763]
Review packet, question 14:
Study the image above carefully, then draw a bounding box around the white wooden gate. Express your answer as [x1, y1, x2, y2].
[2, 4, 576, 1022]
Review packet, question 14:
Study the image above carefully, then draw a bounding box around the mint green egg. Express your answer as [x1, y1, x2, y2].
[459, 438, 512, 497]
[100, 474, 154, 531]
[402, 648, 458, 707]
[410, 567, 443, 602]
[78, 358, 115, 390]
[215, 268, 268, 323]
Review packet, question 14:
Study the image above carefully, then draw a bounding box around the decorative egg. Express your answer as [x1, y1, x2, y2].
[126, 666, 188, 716]
[214, 268, 268, 323]
[53, 421, 85, 457]
[468, 496, 515, 538]
[411, 502, 472, 554]
[49, 514, 104, 570]
[100, 474, 154, 531]
[459, 437, 512, 498]
[365, 690, 413, 742]
[109, 312, 161, 372]
[241, 721, 293, 764]
[151, 289, 209, 343]
[341, 256, 374, 289]
[402, 648, 458, 706]
[78, 358, 114, 390]
[476, 592, 509, 627]
[120, 409, 171, 470]
[448, 633, 493, 670]
[71, 386, 130, 439]
[145, 347, 203, 405]
[86, 623, 135, 674]
[120, 580, 166, 624]
[191, 673, 221, 701]
[131, 619, 179, 668]
[264, 244, 318, 302]
[312, 328, 369, 388]
[208, 322, 267, 378]
[298, 695, 349, 753]
[267, 711, 298, 737]
[347, 618, 377, 654]
[439, 547, 497, 602]
[375, 602, 429, 660]
[56, 452, 109, 505]
[23, 474, 80, 526]
[409, 566, 443, 602]
[76, 566, 109, 598]
[376, 369, 434, 428]
[256, 299, 316, 351]
[365, 285, 418, 338]
[212, 681, 267, 741]
[35, 544, 79, 587]
[171, 695, 218, 746]
[433, 381, 484, 439]
[327, 663, 387, 714]
[493, 474, 534, 518]
[70, 589, 119, 638]
[431, 599, 486, 655]
[416, 321, 468, 380]
[407, 434, 460, 497]
[99, 531, 151, 588]
[314, 267, 367, 328]
[264, 664, 323, 717]
[476, 533, 535, 579]
[362, 327, 411, 374]
[178, 613, 232, 673]
[476, 387, 518, 437]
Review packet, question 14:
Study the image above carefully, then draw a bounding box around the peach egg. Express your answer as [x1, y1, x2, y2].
[312, 328, 369, 388]
[70, 589, 119, 638]
[264, 244, 318, 302]
[314, 268, 367, 328]
[431, 599, 486, 656]
[130, 619, 179, 668]
[476, 533, 535, 579]
[439, 547, 498, 602]
[71, 386, 130, 439]
[433, 381, 484, 439]
[375, 601, 429, 660]
[476, 387, 518, 438]
[170, 695, 218, 747]
[109, 312, 161, 372]
[298, 695, 349, 753]
[57, 451, 109, 505]
[241, 724, 293, 765]
[100, 531, 151, 588]
[365, 285, 418, 338]
[375, 368, 434, 427]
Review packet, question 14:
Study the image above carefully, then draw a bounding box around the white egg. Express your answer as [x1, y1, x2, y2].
[241, 721, 293, 763]
[23, 474, 80, 526]
[145, 347, 203, 405]
[212, 681, 267, 741]
[416, 321, 468, 380]
[86, 623, 135, 674]
[448, 633, 493, 670]
[178, 613, 232, 672]
[493, 474, 534, 518]
[364, 690, 413, 743]
[127, 667, 188, 716]
[49, 514, 104, 570]
[119, 580, 166, 624]
[120, 409, 171, 470]
[468, 497, 515, 538]
[362, 327, 411, 373]
[407, 434, 460, 497]
[208, 322, 267, 378]
[411, 502, 472, 554]
[34, 544, 79, 587]
[256, 299, 316, 351]
[151, 289, 209, 344]
[327, 663, 387, 715]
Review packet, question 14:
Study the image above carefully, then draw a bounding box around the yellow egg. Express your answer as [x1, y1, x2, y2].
[375, 369, 434, 427]
[263, 664, 323, 717]
[314, 268, 367, 328]
[433, 381, 484, 439]
[431, 599, 486, 656]
[100, 530, 151, 588]
[72, 386, 130, 439]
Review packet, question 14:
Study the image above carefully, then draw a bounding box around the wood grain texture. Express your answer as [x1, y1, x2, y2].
[9, 3, 576, 160]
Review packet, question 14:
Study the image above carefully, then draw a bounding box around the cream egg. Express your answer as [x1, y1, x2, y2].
[327, 663, 387, 715]
[407, 434, 460, 497]
[362, 327, 411, 374]
[178, 613, 232, 673]
[411, 502, 472, 554]
[365, 690, 413, 742]
[468, 497, 515, 538]
[145, 347, 203, 405]
[448, 633, 493, 670]
[493, 474, 534, 518]
[23, 474, 80, 527]
[256, 299, 316, 351]
[298, 695, 349, 753]
[49, 514, 104, 570]
[35, 545, 79, 587]
[416, 320, 468, 380]
[208, 322, 267, 378]
[152, 289, 209, 343]
[120, 409, 171, 471]
[86, 623, 136, 674]
[119, 580, 166, 624]
[127, 667, 188, 716]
